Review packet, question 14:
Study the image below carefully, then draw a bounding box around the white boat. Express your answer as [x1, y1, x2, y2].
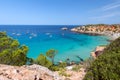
[29, 36, 32, 39]
[61, 27, 68, 30]
[30, 33, 37, 37]
[12, 33, 16, 35]
[45, 33, 51, 35]
[16, 33, 21, 36]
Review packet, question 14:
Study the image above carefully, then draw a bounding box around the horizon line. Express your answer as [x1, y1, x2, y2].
[0, 23, 119, 26]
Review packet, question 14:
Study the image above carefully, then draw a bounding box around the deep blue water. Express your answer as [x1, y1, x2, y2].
[0, 25, 109, 63]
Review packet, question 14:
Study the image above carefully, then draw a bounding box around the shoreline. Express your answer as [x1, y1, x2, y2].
[70, 24, 120, 59]
[71, 25, 120, 40]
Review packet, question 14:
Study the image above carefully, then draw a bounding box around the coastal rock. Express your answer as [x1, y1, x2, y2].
[71, 24, 120, 39]
[0, 64, 63, 80]
[91, 46, 105, 59]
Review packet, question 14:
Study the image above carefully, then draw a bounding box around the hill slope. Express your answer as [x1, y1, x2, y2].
[84, 37, 120, 80]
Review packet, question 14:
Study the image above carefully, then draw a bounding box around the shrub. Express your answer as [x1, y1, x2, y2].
[58, 69, 71, 77]
[48, 65, 60, 71]
[35, 54, 52, 67]
[72, 65, 81, 72]
[58, 62, 67, 68]
[84, 37, 120, 80]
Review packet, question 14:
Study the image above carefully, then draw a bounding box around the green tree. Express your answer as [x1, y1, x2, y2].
[35, 54, 52, 67]
[46, 49, 57, 65]
[0, 32, 29, 66]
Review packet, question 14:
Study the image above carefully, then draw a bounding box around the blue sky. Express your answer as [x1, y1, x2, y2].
[0, 0, 120, 25]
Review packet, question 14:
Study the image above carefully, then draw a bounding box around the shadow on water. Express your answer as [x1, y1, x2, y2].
[62, 35, 88, 46]
[76, 55, 84, 62]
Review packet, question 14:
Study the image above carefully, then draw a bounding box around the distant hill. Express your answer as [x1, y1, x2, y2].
[84, 37, 120, 80]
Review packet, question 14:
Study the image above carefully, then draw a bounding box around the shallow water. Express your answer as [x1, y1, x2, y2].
[0, 25, 109, 63]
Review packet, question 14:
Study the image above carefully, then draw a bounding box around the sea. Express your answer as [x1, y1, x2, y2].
[0, 25, 109, 63]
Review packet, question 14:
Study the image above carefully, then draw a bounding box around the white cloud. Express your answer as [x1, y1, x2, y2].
[90, 0, 120, 12]
[101, 1, 120, 11]
[90, 12, 120, 20]
[89, 0, 120, 21]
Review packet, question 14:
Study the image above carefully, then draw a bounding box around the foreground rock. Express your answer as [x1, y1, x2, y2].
[0, 64, 63, 80]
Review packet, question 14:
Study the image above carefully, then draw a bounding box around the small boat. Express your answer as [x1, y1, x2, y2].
[45, 33, 51, 35]
[12, 33, 16, 35]
[16, 33, 21, 36]
[30, 33, 37, 37]
[61, 27, 68, 30]
[33, 34, 37, 37]
[29, 36, 32, 39]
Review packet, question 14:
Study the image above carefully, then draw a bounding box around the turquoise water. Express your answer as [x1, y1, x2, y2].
[0, 25, 109, 63]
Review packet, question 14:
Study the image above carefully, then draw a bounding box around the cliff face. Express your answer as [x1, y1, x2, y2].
[0, 64, 63, 80]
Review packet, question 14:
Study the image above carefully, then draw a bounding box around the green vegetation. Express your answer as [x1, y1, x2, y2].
[0, 32, 66, 71]
[46, 49, 57, 65]
[84, 37, 120, 80]
[58, 62, 67, 68]
[0, 32, 86, 72]
[72, 65, 81, 72]
[58, 69, 71, 77]
[0, 32, 29, 66]
[34, 54, 61, 71]
[35, 54, 52, 67]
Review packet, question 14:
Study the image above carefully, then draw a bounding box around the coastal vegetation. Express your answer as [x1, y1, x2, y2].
[0, 32, 29, 66]
[84, 37, 120, 80]
[46, 49, 57, 65]
[35, 54, 52, 67]
[1, 30, 120, 79]
[0, 32, 67, 71]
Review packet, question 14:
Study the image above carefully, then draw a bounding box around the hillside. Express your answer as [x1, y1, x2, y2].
[84, 37, 120, 80]
[71, 24, 120, 39]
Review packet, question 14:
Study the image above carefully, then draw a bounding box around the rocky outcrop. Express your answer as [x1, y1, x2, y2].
[0, 64, 63, 80]
[91, 46, 105, 59]
[71, 24, 120, 39]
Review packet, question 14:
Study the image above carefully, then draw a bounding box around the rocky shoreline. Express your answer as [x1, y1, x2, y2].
[71, 24, 120, 40]
[91, 46, 106, 59]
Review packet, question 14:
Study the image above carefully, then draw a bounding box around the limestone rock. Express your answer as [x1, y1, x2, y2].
[0, 64, 63, 80]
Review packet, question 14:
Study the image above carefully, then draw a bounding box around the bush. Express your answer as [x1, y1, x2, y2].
[35, 54, 52, 67]
[72, 65, 81, 72]
[58, 69, 71, 77]
[58, 62, 67, 68]
[48, 65, 60, 71]
[84, 37, 120, 80]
